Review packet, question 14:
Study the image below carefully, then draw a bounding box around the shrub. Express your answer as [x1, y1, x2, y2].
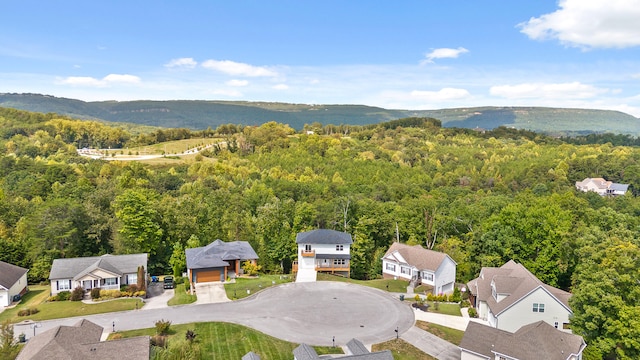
[451, 287, 462, 302]
[242, 260, 261, 276]
[468, 307, 478, 318]
[90, 288, 101, 300]
[134, 290, 146, 297]
[426, 293, 434, 301]
[459, 299, 471, 308]
[57, 291, 71, 301]
[151, 335, 167, 348]
[155, 319, 171, 336]
[111, 333, 123, 340]
[70, 286, 84, 301]
[127, 284, 139, 293]
[17, 308, 39, 317]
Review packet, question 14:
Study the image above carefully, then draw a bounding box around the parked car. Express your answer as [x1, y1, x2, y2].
[163, 276, 174, 289]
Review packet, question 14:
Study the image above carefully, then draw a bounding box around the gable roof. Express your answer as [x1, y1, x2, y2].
[296, 229, 353, 245]
[16, 319, 150, 360]
[293, 340, 393, 360]
[466, 260, 571, 316]
[186, 240, 258, 270]
[49, 254, 147, 280]
[0, 260, 28, 290]
[382, 242, 454, 271]
[242, 351, 262, 360]
[460, 321, 585, 360]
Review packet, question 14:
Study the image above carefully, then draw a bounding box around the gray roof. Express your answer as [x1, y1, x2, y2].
[346, 338, 369, 355]
[0, 260, 28, 290]
[16, 319, 151, 360]
[293, 339, 393, 360]
[186, 240, 258, 270]
[296, 229, 353, 245]
[293, 343, 319, 360]
[610, 183, 629, 192]
[242, 351, 262, 360]
[49, 254, 147, 280]
[460, 321, 585, 360]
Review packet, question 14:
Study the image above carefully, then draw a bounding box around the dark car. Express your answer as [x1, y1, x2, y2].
[163, 276, 174, 289]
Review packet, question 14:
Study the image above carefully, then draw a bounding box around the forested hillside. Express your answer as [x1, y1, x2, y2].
[0, 107, 639, 358]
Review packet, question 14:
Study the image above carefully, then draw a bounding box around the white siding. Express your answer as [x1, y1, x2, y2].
[434, 256, 456, 294]
[496, 287, 572, 333]
[0, 289, 8, 307]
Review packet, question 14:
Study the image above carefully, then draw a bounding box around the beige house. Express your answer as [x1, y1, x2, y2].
[460, 321, 586, 360]
[466, 260, 573, 333]
[575, 177, 628, 196]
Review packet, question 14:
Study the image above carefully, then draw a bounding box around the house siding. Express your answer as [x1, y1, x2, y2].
[2, 273, 28, 306]
[434, 257, 456, 294]
[460, 349, 490, 360]
[496, 287, 572, 333]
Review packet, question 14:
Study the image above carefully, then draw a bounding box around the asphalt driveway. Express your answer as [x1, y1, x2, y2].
[15, 281, 415, 347]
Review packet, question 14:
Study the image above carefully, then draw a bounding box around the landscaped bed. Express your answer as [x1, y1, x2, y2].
[224, 274, 293, 300]
[372, 338, 437, 360]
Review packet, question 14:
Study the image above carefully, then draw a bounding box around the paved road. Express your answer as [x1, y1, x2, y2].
[14, 282, 415, 347]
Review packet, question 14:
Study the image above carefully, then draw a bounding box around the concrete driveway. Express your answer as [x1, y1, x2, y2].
[194, 282, 230, 304]
[141, 282, 173, 310]
[16, 281, 415, 347]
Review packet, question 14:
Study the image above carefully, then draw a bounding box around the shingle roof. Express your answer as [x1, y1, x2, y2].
[460, 321, 585, 360]
[0, 260, 28, 290]
[16, 319, 149, 360]
[296, 229, 353, 245]
[346, 338, 369, 355]
[242, 351, 262, 360]
[186, 240, 258, 270]
[293, 343, 319, 360]
[49, 254, 147, 280]
[382, 242, 454, 271]
[466, 260, 571, 316]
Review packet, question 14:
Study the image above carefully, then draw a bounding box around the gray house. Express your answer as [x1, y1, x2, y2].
[186, 239, 258, 288]
[49, 254, 148, 295]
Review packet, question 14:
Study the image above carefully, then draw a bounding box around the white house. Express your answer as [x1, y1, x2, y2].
[460, 321, 586, 360]
[49, 254, 147, 295]
[293, 229, 352, 282]
[381, 242, 457, 294]
[575, 177, 629, 196]
[0, 260, 29, 307]
[466, 260, 573, 333]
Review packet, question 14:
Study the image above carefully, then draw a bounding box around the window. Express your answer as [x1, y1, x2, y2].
[386, 263, 396, 272]
[336, 245, 344, 251]
[554, 322, 559, 329]
[58, 280, 71, 291]
[333, 259, 346, 265]
[533, 303, 545, 313]
[563, 323, 571, 330]
[424, 273, 434, 281]
[401, 267, 411, 275]
[105, 278, 118, 286]
[128, 274, 138, 285]
[305, 244, 312, 252]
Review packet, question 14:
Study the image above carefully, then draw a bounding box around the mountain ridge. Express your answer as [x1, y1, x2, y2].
[1, 93, 638, 135]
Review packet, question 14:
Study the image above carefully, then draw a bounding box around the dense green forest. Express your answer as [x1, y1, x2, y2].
[0, 107, 639, 359]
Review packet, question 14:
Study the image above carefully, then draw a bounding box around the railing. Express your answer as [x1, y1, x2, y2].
[301, 250, 315, 257]
[316, 262, 350, 271]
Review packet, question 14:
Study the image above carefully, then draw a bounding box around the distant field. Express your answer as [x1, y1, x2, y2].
[102, 138, 223, 156]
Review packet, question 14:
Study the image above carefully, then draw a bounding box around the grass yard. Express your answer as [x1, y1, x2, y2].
[424, 301, 462, 316]
[372, 339, 436, 360]
[225, 274, 293, 300]
[167, 283, 197, 306]
[415, 321, 465, 345]
[0, 285, 143, 323]
[317, 273, 409, 293]
[111, 322, 343, 359]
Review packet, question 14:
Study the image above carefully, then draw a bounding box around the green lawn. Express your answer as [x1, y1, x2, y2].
[415, 321, 465, 345]
[111, 321, 343, 359]
[168, 283, 197, 306]
[317, 273, 409, 292]
[372, 339, 436, 360]
[0, 285, 143, 323]
[224, 274, 293, 300]
[423, 301, 462, 316]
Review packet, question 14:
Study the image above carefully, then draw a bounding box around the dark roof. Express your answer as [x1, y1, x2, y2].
[296, 229, 353, 245]
[460, 321, 585, 360]
[186, 240, 258, 270]
[382, 242, 455, 271]
[49, 254, 147, 280]
[16, 319, 151, 360]
[0, 260, 28, 290]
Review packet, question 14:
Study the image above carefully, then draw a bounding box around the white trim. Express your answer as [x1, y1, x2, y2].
[459, 348, 491, 360]
[495, 285, 572, 316]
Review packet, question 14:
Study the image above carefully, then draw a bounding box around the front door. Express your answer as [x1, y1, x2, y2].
[83, 280, 92, 290]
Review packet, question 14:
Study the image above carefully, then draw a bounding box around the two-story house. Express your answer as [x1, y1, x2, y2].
[293, 229, 352, 282]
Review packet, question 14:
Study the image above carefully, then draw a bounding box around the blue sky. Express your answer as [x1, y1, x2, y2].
[2, 0, 640, 117]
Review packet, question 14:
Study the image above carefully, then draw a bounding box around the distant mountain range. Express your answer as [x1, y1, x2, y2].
[1, 93, 639, 135]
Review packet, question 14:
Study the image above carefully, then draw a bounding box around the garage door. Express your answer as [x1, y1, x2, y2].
[196, 269, 221, 283]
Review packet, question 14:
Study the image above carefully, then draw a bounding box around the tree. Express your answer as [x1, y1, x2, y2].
[169, 242, 186, 278]
[0, 321, 19, 359]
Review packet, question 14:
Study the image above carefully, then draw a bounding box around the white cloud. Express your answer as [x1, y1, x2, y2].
[519, 0, 640, 49]
[165, 57, 197, 69]
[490, 82, 608, 99]
[411, 88, 471, 101]
[226, 79, 249, 87]
[58, 74, 141, 87]
[272, 84, 289, 90]
[422, 47, 469, 64]
[201, 59, 277, 77]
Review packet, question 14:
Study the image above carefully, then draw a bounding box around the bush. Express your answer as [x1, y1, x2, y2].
[451, 287, 462, 302]
[17, 308, 39, 317]
[70, 286, 84, 301]
[151, 335, 167, 348]
[127, 284, 139, 293]
[460, 299, 471, 308]
[155, 319, 171, 336]
[57, 291, 71, 301]
[90, 288, 101, 300]
[468, 307, 478, 318]
[111, 333, 123, 340]
[133, 290, 146, 297]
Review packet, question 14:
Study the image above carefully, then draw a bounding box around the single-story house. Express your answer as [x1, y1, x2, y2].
[186, 239, 258, 288]
[575, 177, 629, 196]
[466, 260, 573, 333]
[381, 242, 457, 294]
[0, 260, 29, 307]
[48, 254, 148, 295]
[293, 229, 353, 282]
[460, 321, 586, 360]
[16, 319, 150, 360]
[293, 338, 393, 360]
